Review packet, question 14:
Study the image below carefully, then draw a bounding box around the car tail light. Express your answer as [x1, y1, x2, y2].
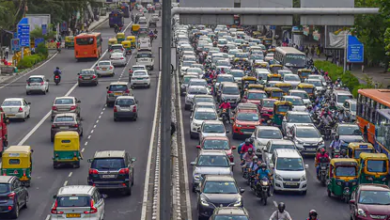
[92, 75, 96, 79]
[55, 76, 59, 79]
[72, 124, 79, 128]
[125, 89, 130, 93]
[18, 107, 23, 112]
[113, 106, 117, 112]
[23, 169, 26, 176]
[0, 107, 3, 111]
[120, 57, 124, 60]
[51, 124, 57, 128]
[79, 76, 83, 79]
[70, 106, 76, 110]
[119, 168, 129, 174]
[121, 48, 124, 51]
[8, 192, 15, 200]
[84, 200, 98, 214]
[40, 82, 44, 85]
[51, 200, 64, 214]
[110, 66, 113, 70]
[96, 67, 100, 70]
[129, 70, 133, 73]
[132, 106, 137, 112]
[107, 91, 112, 94]
[52, 106, 57, 111]
[27, 82, 30, 86]
[89, 169, 98, 174]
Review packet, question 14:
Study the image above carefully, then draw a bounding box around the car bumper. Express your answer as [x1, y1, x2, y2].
[51, 215, 100, 220]
[78, 79, 98, 84]
[26, 86, 45, 92]
[88, 179, 130, 189]
[96, 69, 114, 75]
[233, 127, 255, 136]
[190, 124, 200, 136]
[114, 112, 137, 118]
[296, 144, 323, 155]
[131, 80, 150, 87]
[111, 60, 127, 66]
[0, 203, 16, 214]
[274, 180, 307, 192]
[4, 112, 25, 119]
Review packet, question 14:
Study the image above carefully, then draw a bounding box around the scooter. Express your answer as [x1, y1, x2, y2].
[255, 178, 270, 205]
[54, 75, 61, 85]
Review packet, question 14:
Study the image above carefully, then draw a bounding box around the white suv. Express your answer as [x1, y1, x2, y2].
[190, 108, 218, 139]
[26, 75, 49, 95]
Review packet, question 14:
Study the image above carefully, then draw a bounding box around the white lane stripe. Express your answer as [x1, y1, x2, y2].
[81, 148, 85, 152]
[273, 200, 278, 207]
[68, 172, 73, 178]
[91, 130, 94, 134]
[88, 135, 91, 139]
[16, 19, 134, 145]
[96, 120, 99, 123]
[84, 142, 88, 146]
[93, 125, 97, 128]
[45, 215, 50, 220]
[63, 181, 68, 186]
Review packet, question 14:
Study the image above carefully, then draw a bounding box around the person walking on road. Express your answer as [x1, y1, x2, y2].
[305, 46, 309, 57]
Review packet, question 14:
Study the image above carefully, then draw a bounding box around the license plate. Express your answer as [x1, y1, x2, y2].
[114, 92, 122, 96]
[6, 114, 15, 116]
[59, 127, 68, 129]
[136, 78, 143, 80]
[102, 174, 116, 178]
[306, 148, 316, 151]
[66, 213, 81, 218]
[102, 68, 107, 70]
[83, 77, 91, 79]
[285, 182, 297, 185]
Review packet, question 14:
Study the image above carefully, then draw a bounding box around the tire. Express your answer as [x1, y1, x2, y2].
[114, 117, 118, 122]
[125, 185, 132, 196]
[26, 91, 29, 95]
[74, 161, 80, 168]
[131, 173, 134, 186]
[27, 111, 30, 118]
[10, 203, 19, 219]
[263, 196, 267, 206]
[43, 90, 46, 95]
[190, 131, 196, 139]
[232, 133, 239, 140]
[133, 115, 137, 121]
[51, 136, 54, 142]
[301, 190, 307, 195]
[24, 194, 28, 208]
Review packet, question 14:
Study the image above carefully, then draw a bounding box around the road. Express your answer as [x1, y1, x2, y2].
[1, 13, 161, 220]
[179, 97, 351, 220]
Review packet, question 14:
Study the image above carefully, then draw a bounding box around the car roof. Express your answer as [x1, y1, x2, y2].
[29, 75, 44, 78]
[345, 99, 357, 103]
[256, 126, 280, 131]
[337, 123, 358, 127]
[194, 95, 213, 98]
[294, 124, 316, 129]
[287, 111, 310, 115]
[57, 185, 95, 196]
[55, 96, 75, 100]
[199, 150, 228, 156]
[194, 108, 216, 113]
[284, 73, 298, 77]
[274, 149, 300, 158]
[111, 44, 123, 46]
[289, 90, 307, 93]
[190, 79, 206, 82]
[93, 150, 126, 158]
[3, 98, 23, 101]
[248, 90, 266, 93]
[205, 175, 235, 182]
[284, 96, 302, 99]
[221, 82, 238, 87]
[307, 79, 321, 82]
[188, 85, 207, 89]
[132, 64, 146, 68]
[0, 176, 14, 183]
[110, 82, 128, 85]
[359, 184, 390, 191]
[215, 207, 247, 215]
[116, 96, 135, 100]
[202, 120, 223, 125]
[203, 136, 228, 141]
[269, 140, 295, 145]
[333, 90, 352, 95]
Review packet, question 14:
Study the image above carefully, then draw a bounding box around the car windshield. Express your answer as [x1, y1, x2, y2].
[284, 75, 300, 81]
[55, 99, 74, 105]
[214, 216, 249, 220]
[247, 92, 267, 100]
[276, 157, 304, 171]
[194, 98, 214, 103]
[237, 113, 259, 121]
[2, 100, 21, 106]
[80, 70, 94, 75]
[230, 71, 244, 77]
[218, 40, 227, 44]
[98, 62, 111, 66]
[338, 94, 353, 103]
[28, 77, 43, 83]
[197, 155, 229, 167]
[270, 144, 295, 153]
[354, 149, 374, 158]
[308, 80, 322, 87]
[91, 158, 125, 170]
[223, 87, 239, 95]
[258, 130, 282, 139]
[184, 77, 197, 84]
[57, 196, 91, 207]
[55, 116, 75, 122]
[217, 60, 230, 66]
[196, 105, 214, 109]
[367, 160, 387, 172]
[359, 190, 390, 205]
[182, 62, 194, 67]
[203, 181, 238, 194]
[203, 124, 225, 133]
[287, 114, 312, 123]
[335, 166, 356, 177]
[0, 184, 9, 193]
[133, 67, 145, 71]
[296, 128, 321, 138]
[190, 81, 207, 86]
[194, 112, 217, 120]
[133, 71, 147, 76]
[137, 53, 152, 58]
[262, 100, 276, 108]
[188, 87, 207, 94]
[338, 126, 362, 135]
[116, 98, 135, 106]
[290, 92, 309, 99]
[203, 140, 229, 150]
[187, 68, 202, 73]
[257, 73, 268, 80]
[217, 76, 234, 83]
[235, 53, 248, 58]
[250, 54, 263, 60]
[229, 50, 240, 55]
[109, 85, 127, 91]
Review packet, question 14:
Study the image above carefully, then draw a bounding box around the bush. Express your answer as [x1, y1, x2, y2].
[17, 54, 45, 69]
[36, 43, 48, 59]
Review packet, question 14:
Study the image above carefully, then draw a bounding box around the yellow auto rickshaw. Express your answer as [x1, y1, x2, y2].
[121, 41, 132, 55]
[327, 158, 359, 203]
[233, 58, 250, 66]
[53, 131, 83, 169]
[241, 76, 258, 96]
[126, 36, 136, 48]
[108, 38, 118, 50]
[1, 145, 33, 187]
[252, 62, 268, 70]
[116, 33, 126, 43]
[269, 64, 283, 73]
[297, 83, 315, 99]
[252, 31, 262, 39]
[358, 153, 389, 185]
[263, 38, 272, 47]
[247, 84, 264, 91]
[347, 142, 375, 160]
[298, 69, 312, 82]
[275, 82, 292, 95]
[267, 73, 282, 82]
[131, 24, 140, 35]
[272, 101, 293, 126]
[265, 87, 284, 100]
[65, 36, 74, 48]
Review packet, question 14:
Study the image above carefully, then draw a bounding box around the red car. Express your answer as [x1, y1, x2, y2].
[259, 98, 277, 122]
[197, 136, 236, 162]
[241, 90, 267, 106]
[232, 109, 261, 139]
[350, 184, 390, 220]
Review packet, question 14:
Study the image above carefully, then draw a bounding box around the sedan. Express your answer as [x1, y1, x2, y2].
[283, 74, 301, 88]
[95, 60, 115, 77]
[197, 136, 236, 162]
[282, 96, 307, 112]
[50, 113, 83, 142]
[290, 124, 325, 155]
[110, 52, 127, 67]
[199, 120, 228, 144]
[78, 69, 98, 86]
[251, 126, 284, 155]
[130, 70, 151, 88]
[51, 96, 81, 121]
[1, 98, 31, 121]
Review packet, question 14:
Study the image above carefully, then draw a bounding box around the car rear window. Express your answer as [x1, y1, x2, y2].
[57, 196, 90, 207]
[2, 100, 22, 106]
[111, 46, 123, 50]
[55, 116, 75, 122]
[111, 53, 123, 58]
[55, 99, 74, 105]
[99, 62, 111, 66]
[0, 184, 9, 193]
[80, 70, 94, 75]
[109, 85, 127, 91]
[92, 158, 125, 170]
[116, 99, 135, 106]
[28, 77, 43, 83]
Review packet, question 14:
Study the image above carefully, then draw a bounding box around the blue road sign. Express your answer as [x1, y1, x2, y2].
[42, 24, 47, 35]
[11, 38, 20, 51]
[13, 32, 17, 38]
[270, 25, 276, 30]
[347, 35, 364, 63]
[17, 18, 30, 47]
[61, 22, 67, 32]
[34, 38, 44, 48]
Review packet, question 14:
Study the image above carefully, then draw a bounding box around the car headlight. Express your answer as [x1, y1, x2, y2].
[194, 123, 201, 127]
[297, 140, 304, 145]
[301, 175, 306, 181]
[233, 198, 242, 207]
[357, 208, 366, 217]
[236, 124, 242, 127]
[201, 199, 209, 206]
[275, 174, 283, 181]
[193, 173, 200, 180]
[319, 141, 324, 146]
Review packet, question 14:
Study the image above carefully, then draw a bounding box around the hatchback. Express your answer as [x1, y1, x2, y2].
[51, 96, 81, 121]
[51, 113, 83, 142]
[110, 52, 127, 67]
[26, 75, 49, 95]
[78, 69, 98, 86]
[0, 176, 28, 219]
[0, 98, 31, 121]
[199, 120, 228, 144]
[95, 61, 114, 77]
[106, 82, 132, 107]
[113, 96, 138, 121]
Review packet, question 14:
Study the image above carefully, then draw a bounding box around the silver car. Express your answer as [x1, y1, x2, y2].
[198, 120, 228, 144]
[110, 52, 127, 67]
[282, 111, 314, 136]
[78, 69, 98, 86]
[191, 95, 215, 111]
[290, 124, 325, 156]
[95, 61, 114, 77]
[180, 75, 199, 96]
[113, 96, 138, 121]
[51, 96, 81, 121]
[251, 126, 284, 155]
[342, 99, 357, 121]
[185, 86, 208, 110]
[106, 82, 132, 107]
[192, 102, 216, 112]
[283, 74, 301, 88]
[281, 96, 307, 112]
[262, 140, 297, 167]
[130, 70, 151, 88]
[289, 90, 311, 106]
[307, 79, 326, 95]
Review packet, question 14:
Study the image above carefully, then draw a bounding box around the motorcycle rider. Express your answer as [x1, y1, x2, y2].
[318, 111, 334, 131]
[256, 163, 271, 196]
[242, 148, 255, 168]
[269, 202, 292, 220]
[313, 100, 321, 112]
[240, 139, 254, 161]
[315, 148, 330, 177]
[336, 108, 350, 122]
[329, 135, 342, 156]
[307, 210, 319, 220]
[218, 100, 231, 123]
[237, 138, 254, 159]
[329, 101, 338, 111]
[114, 24, 119, 33]
[339, 149, 349, 158]
[248, 156, 260, 186]
[53, 67, 62, 81]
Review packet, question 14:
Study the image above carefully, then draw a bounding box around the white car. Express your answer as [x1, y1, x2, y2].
[289, 90, 311, 106]
[190, 108, 218, 139]
[110, 52, 127, 67]
[184, 86, 209, 110]
[1, 98, 31, 120]
[282, 111, 314, 136]
[130, 70, 151, 88]
[95, 60, 115, 77]
[135, 50, 154, 70]
[251, 126, 284, 155]
[198, 120, 228, 143]
[229, 69, 244, 84]
[26, 75, 49, 95]
[290, 124, 325, 155]
[282, 96, 307, 112]
[283, 74, 301, 88]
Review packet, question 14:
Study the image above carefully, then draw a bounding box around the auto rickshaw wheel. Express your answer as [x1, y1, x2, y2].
[53, 162, 58, 169]
[24, 181, 30, 188]
[74, 161, 80, 168]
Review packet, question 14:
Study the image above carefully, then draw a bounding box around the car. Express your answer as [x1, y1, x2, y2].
[342, 99, 357, 121]
[241, 90, 267, 105]
[332, 90, 354, 108]
[289, 124, 325, 155]
[219, 82, 240, 107]
[191, 95, 215, 111]
[0, 98, 31, 121]
[106, 82, 132, 107]
[180, 75, 200, 96]
[210, 207, 250, 220]
[233, 103, 259, 114]
[308, 75, 326, 85]
[289, 90, 311, 105]
[270, 149, 307, 194]
[193, 102, 217, 112]
[109, 44, 125, 55]
[283, 74, 301, 88]
[51, 185, 105, 220]
[306, 79, 326, 95]
[180, 61, 196, 76]
[0, 176, 28, 218]
[197, 136, 236, 162]
[214, 74, 235, 91]
[190, 108, 218, 139]
[229, 69, 244, 84]
[78, 68, 98, 86]
[87, 150, 136, 195]
[196, 175, 244, 219]
[185, 67, 203, 78]
[185, 86, 209, 110]
[130, 70, 150, 88]
[232, 110, 261, 139]
[51, 96, 81, 121]
[282, 111, 314, 136]
[51, 113, 83, 142]
[129, 64, 147, 79]
[199, 120, 228, 143]
[25, 75, 49, 95]
[251, 126, 283, 155]
[349, 184, 390, 220]
[282, 96, 307, 112]
[262, 140, 297, 166]
[110, 52, 127, 67]
[113, 96, 138, 121]
[331, 123, 364, 147]
[95, 61, 115, 77]
[135, 50, 154, 70]
[264, 54, 274, 62]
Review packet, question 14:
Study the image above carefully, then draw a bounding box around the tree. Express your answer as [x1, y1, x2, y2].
[30, 25, 56, 41]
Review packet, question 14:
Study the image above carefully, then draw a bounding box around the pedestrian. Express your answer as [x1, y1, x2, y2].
[31, 47, 36, 54]
[4, 47, 9, 59]
[305, 46, 309, 56]
[311, 45, 315, 58]
[361, 64, 365, 73]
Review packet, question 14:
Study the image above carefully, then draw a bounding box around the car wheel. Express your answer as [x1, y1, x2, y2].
[26, 91, 29, 95]
[131, 173, 134, 186]
[232, 133, 239, 140]
[114, 117, 118, 122]
[133, 114, 137, 121]
[24, 194, 29, 208]
[43, 90, 46, 95]
[125, 185, 132, 196]
[46, 87, 49, 92]
[51, 136, 54, 142]
[74, 161, 80, 168]
[301, 190, 307, 195]
[190, 131, 196, 139]
[27, 111, 30, 118]
[10, 203, 19, 219]
[78, 83, 81, 87]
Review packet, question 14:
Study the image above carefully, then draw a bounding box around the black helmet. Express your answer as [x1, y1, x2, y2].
[278, 202, 285, 213]
[248, 148, 253, 153]
[309, 209, 318, 218]
[56, 67, 59, 70]
[335, 135, 340, 141]
[260, 163, 267, 169]
[245, 138, 251, 144]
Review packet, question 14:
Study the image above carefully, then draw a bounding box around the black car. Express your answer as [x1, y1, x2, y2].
[196, 175, 244, 219]
[0, 176, 28, 219]
[87, 150, 136, 195]
[78, 69, 98, 86]
[51, 113, 83, 142]
[210, 207, 250, 220]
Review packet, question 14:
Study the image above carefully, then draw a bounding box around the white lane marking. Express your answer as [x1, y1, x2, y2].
[68, 172, 73, 178]
[88, 135, 91, 139]
[140, 67, 162, 220]
[273, 201, 278, 207]
[84, 142, 88, 146]
[91, 130, 94, 134]
[96, 120, 99, 123]
[45, 215, 50, 220]
[93, 125, 97, 128]
[100, 112, 104, 115]
[102, 108, 106, 111]
[16, 19, 133, 145]
[98, 115, 101, 119]
[63, 181, 68, 186]
[81, 148, 85, 153]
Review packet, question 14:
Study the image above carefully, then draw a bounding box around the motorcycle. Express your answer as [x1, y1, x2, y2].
[324, 125, 331, 140]
[247, 169, 256, 186]
[54, 75, 61, 85]
[317, 157, 329, 186]
[242, 165, 249, 179]
[255, 178, 270, 205]
[332, 147, 341, 158]
[219, 109, 230, 125]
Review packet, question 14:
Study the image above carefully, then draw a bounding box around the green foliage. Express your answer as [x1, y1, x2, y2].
[36, 43, 48, 59]
[0, 1, 18, 30]
[30, 25, 56, 41]
[17, 54, 46, 69]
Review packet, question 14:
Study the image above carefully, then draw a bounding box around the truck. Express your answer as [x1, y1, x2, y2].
[0, 112, 9, 154]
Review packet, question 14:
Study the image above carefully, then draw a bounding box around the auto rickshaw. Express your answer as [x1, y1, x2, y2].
[275, 82, 292, 95]
[267, 48, 276, 54]
[269, 64, 283, 73]
[327, 158, 359, 203]
[267, 73, 282, 82]
[65, 36, 74, 48]
[297, 83, 315, 99]
[252, 31, 262, 39]
[272, 101, 293, 126]
[253, 62, 268, 69]
[265, 87, 284, 100]
[347, 142, 375, 161]
[298, 69, 312, 82]
[263, 38, 272, 47]
[116, 33, 126, 43]
[233, 58, 250, 66]
[53, 131, 83, 169]
[247, 84, 264, 91]
[131, 24, 140, 35]
[126, 36, 136, 48]
[108, 38, 118, 50]
[358, 153, 389, 185]
[1, 145, 33, 187]
[121, 41, 132, 55]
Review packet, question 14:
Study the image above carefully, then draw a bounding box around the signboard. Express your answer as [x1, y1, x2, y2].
[303, 26, 310, 36]
[42, 24, 47, 35]
[11, 38, 20, 51]
[292, 26, 302, 32]
[17, 18, 30, 47]
[269, 25, 276, 30]
[347, 35, 364, 63]
[61, 22, 67, 32]
[34, 38, 44, 48]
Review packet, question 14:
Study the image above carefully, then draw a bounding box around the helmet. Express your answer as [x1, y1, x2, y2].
[309, 209, 318, 218]
[249, 137, 255, 144]
[335, 135, 340, 141]
[341, 149, 347, 156]
[252, 155, 258, 161]
[248, 148, 254, 153]
[245, 138, 251, 144]
[320, 148, 326, 154]
[56, 67, 59, 70]
[278, 202, 285, 213]
[260, 163, 267, 169]
[307, 105, 312, 110]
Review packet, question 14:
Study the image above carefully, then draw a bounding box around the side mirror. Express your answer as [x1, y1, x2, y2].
[77, 73, 80, 75]
[5, 119, 10, 124]
[239, 188, 245, 194]
[190, 161, 196, 166]
[232, 146, 236, 150]
[77, 100, 81, 103]
[53, 195, 57, 199]
[87, 159, 93, 163]
[46, 79, 49, 82]
[196, 145, 201, 149]
[131, 157, 137, 162]
[106, 86, 109, 89]
[136, 100, 139, 104]
[349, 199, 355, 204]
[30, 149, 34, 153]
[28, 102, 31, 105]
[197, 128, 201, 132]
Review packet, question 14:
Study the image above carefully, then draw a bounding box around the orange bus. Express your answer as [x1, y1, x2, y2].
[357, 89, 390, 144]
[74, 32, 102, 60]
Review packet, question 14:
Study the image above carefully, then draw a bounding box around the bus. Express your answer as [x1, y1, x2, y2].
[356, 89, 390, 144]
[74, 33, 102, 60]
[109, 10, 124, 28]
[374, 109, 390, 174]
[274, 47, 306, 74]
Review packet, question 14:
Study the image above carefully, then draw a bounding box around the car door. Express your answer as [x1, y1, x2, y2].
[76, 118, 83, 134]
[13, 179, 25, 206]
[75, 98, 81, 114]
[42, 77, 48, 89]
[23, 100, 30, 114]
[93, 190, 105, 219]
[126, 153, 135, 181]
